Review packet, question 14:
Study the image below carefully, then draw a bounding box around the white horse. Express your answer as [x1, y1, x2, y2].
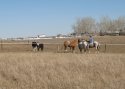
[78, 39, 100, 53]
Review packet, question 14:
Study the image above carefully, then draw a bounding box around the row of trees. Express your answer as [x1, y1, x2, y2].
[72, 16, 125, 35]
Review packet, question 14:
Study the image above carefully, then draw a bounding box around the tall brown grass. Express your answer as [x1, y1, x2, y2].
[0, 52, 125, 89]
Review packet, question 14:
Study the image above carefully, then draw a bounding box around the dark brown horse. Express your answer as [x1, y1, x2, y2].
[64, 39, 78, 53]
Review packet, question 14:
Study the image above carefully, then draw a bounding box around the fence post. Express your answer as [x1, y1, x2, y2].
[105, 43, 107, 53]
[57, 44, 60, 53]
[1, 40, 3, 50]
[28, 40, 29, 44]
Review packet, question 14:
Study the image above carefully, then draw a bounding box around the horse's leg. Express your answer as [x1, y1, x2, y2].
[87, 45, 90, 53]
[79, 44, 83, 53]
[83, 45, 86, 53]
[72, 47, 75, 53]
[40, 47, 42, 51]
[70, 46, 72, 52]
[97, 45, 100, 53]
[95, 45, 99, 53]
[37, 47, 39, 51]
[64, 46, 67, 52]
[33, 47, 37, 52]
[80, 49, 82, 53]
[33, 47, 35, 52]
[84, 48, 86, 53]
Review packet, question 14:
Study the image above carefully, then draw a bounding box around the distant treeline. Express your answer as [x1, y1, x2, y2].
[72, 16, 125, 36]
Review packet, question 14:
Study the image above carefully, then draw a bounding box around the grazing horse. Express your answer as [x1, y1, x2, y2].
[78, 39, 100, 53]
[64, 39, 78, 53]
[32, 42, 44, 52]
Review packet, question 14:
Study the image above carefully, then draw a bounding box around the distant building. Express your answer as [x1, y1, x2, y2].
[56, 34, 67, 38]
[38, 34, 46, 38]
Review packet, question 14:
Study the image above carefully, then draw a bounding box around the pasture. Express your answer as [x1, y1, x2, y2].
[0, 36, 125, 53]
[0, 52, 125, 89]
[0, 36, 125, 89]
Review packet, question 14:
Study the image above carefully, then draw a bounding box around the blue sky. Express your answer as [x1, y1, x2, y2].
[0, 0, 125, 38]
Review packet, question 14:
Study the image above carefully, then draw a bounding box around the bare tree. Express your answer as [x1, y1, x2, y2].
[113, 16, 125, 31]
[72, 16, 125, 36]
[99, 16, 125, 31]
[98, 16, 112, 32]
[72, 17, 96, 34]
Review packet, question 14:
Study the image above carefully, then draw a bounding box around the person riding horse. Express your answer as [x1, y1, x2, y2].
[78, 37, 100, 53]
[88, 35, 94, 47]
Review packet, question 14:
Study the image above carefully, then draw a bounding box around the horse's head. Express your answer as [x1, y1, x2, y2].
[32, 42, 37, 45]
[78, 38, 81, 43]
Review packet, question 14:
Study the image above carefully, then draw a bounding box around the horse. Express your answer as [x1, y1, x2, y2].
[32, 42, 44, 52]
[37, 43, 44, 51]
[64, 39, 78, 53]
[78, 39, 100, 53]
[78, 39, 89, 53]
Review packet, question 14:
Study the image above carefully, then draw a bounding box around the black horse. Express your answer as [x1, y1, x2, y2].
[32, 42, 44, 51]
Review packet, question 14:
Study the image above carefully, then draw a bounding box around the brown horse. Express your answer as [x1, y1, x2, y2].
[64, 39, 78, 53]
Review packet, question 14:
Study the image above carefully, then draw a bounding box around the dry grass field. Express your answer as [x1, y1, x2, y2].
[0, 52, 125, 89]
[0, 36, 125, 89]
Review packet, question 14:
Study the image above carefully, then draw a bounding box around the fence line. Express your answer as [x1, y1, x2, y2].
[0, 43, 63, 45]
[100, 44, 125, 45]
[1, 42, 125, 45]
[1, 42, 125, 52]
[0, 41, 125, 53]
